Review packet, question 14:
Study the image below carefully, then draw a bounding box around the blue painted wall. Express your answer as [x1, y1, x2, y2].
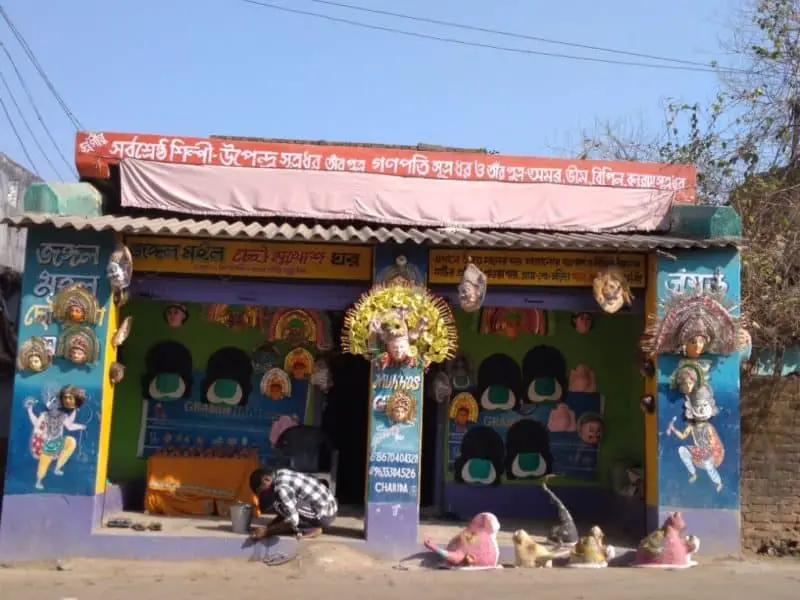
[655, 248, 740, 510]
[4, 227, 114, 496]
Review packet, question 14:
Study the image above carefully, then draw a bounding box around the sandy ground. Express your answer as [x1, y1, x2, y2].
[2, 545, 800, 600]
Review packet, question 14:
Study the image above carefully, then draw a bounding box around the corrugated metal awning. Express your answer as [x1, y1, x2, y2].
[1, 213, 740, 251]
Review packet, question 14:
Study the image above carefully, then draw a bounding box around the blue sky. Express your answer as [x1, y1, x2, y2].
[1, 0, 738, 180]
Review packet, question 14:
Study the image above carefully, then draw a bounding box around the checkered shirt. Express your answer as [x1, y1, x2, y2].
[271, 469, 338, 530]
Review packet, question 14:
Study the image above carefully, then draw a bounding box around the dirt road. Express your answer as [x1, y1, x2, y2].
[2, 548, 799, 600]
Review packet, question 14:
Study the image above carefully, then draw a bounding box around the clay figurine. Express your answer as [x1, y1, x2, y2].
[566, 526, 616, 568]
[17, 337, 52, 373]
[107, 244, 133, 305]
[512, 529, 558, 568]
[632, 512, 699, 568]
[592, 267, 633, 314]
[457, 257, 488, 313]
[52, 283, 100, 325]
[423, 512, 501, 569]
[111, 316, 133, 349]
[542, 474, 579, 547]
[109, 362, 125, 385]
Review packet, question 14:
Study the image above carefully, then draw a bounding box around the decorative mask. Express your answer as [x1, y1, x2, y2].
[57, 325, 100, 365]
[164, 303, 189, 328]
[107, 244, 133, 304]
[576, 412, 604, 445]
[260, 368, 291, 401]
[642, 288, 740, 357]
[59, 384, 87, 411]
[109, 361, 126, 385]
[445, 355, 475, 391]
[267, 309, 330, 349]
[571, 312, 594, 334]
[284, 347, 314, 380]
[207, 304, 264, 332]
[592, 267, 634, 314]
[670, 360, 710, 396]
[569, 365, 597, 393]
[683, 385, 718, 422]
[449, 393, 479, 428]
[385, 390, 416, 424]
[640, 395, 655, 414]
[17, 337, 52, 373]
[52, 283, 100, 325]
[378, 255, 424, 286]
[111, 316, 133, 349]
[310, 358, 332, 391]
[431, 371, 452, 404]
[457, 258, 487, 313]
[251, 342, 279, 373]
[342, 282, 458, 369]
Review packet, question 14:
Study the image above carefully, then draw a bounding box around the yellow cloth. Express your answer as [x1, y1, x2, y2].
[145, 456, 260, 517]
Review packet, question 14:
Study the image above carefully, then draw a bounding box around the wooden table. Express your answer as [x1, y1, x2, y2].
[145, 455, 260, 517]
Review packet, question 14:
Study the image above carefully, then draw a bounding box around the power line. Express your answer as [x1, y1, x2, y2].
[0, 42, 75, 177]
[0, 93, 39, 176]
[238, 0, 733, 74]
[305, 0, 722, 70]
[0, 3, 83, 130]
[0, 66, 64, 179]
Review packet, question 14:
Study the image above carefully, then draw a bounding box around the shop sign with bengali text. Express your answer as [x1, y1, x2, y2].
[428, 250, 646, 288]
[126, 236, 373, 281]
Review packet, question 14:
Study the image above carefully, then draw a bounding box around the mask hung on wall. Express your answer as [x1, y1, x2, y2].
[504, 419, 553, 480]
[342, 282, 458, 369]
[592, 267, 634, 314]
[376, 255, 425, 286]
[164, 303, 189, 328]
[457, 257, 487, 313]
[445, 354, 475, 391]
[261, 368, 292, 401]
[310, 358, 332, 392]
[284, 347, 314, 380]
[669, 360, 710, 396]
[207, 304, 264, 332]
[431, 371, 452, 403]
[17, 337, 52, 373]
[480, 308, 550, 338]
[111, 316, 133, 349]
[107, 244, 133, 306]
[202, 347, 254, 407]
[520, 346, 568, 417]
[52, 283, 100, 325]
[109, 361, 125, 385]
[449, 392, 479, 429]
[475, 353, 520, 412]
[642, 275, 742, 358]
[571, 312, 594, 334]
[57, 325, 100, 365]
[569, 364, 597, 393]
[576, 412, 605, 445]
[268, 309, 332, 350]
[141, 341, 194, 401]
[453, 426, 505, 486]
[251, 342, 280, 374]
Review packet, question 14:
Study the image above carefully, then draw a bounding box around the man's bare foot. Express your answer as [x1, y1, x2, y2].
[298, 528, 323, 540]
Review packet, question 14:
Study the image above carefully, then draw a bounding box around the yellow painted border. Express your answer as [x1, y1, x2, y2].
[643, 253, 658, 505]
[94, 239, 120, 494]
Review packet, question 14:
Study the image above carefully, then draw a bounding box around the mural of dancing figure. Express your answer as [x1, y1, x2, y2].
[26, 385, 87, 490]
[666, 385, 724, 493]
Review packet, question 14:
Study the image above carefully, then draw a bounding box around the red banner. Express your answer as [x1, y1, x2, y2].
[75, 131, 696, 202]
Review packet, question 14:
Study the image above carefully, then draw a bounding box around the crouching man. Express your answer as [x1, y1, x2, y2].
[249, 467, 338, 540]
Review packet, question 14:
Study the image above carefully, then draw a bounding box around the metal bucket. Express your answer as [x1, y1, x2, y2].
[230, 502, 253, 535]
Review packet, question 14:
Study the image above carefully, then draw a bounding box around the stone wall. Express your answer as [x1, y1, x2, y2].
[741, 375, 800, 549]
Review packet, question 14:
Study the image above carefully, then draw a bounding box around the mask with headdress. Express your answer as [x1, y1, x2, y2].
[458, 258, 487, 313]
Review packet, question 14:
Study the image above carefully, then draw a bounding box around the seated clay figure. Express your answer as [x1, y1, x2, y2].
[632, 511, 699, 569]
[423, 512, 501, 569]
[566, 526, 616, 568]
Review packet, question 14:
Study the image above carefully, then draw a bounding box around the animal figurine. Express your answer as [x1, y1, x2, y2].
[423, 512, 501, 569]
[566, 526, 616, 568]
[542, 474, 579, 547]
[632, 512, 700, 568]
[512, 529, 558, 568]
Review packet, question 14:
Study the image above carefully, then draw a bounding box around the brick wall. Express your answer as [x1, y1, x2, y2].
[741, 376, 800, 549]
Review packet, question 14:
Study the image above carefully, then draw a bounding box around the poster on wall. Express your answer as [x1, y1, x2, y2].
[4, 229, 112, 496]
[366, 366, 423, 504]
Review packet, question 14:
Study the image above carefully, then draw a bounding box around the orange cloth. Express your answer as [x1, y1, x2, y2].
[145, 456, 261, 517]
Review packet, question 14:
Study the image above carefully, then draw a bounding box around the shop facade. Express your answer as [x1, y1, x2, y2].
[0, 132, 743, 560]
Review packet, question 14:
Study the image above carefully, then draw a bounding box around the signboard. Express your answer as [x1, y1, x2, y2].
[366, 366, 423, 504]
[429, 250, 646, 288]
[126, 236, 373, 281]
[75, 132, 696, 202]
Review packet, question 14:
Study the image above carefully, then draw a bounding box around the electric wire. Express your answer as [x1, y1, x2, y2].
[238, 0, 734, 74]
[0, 92, 39, 176]
[0, 66, 64, 179]
[304, 0, 723, 70]
[0, 42, 76, 177]
[0, 3, 83, 130]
